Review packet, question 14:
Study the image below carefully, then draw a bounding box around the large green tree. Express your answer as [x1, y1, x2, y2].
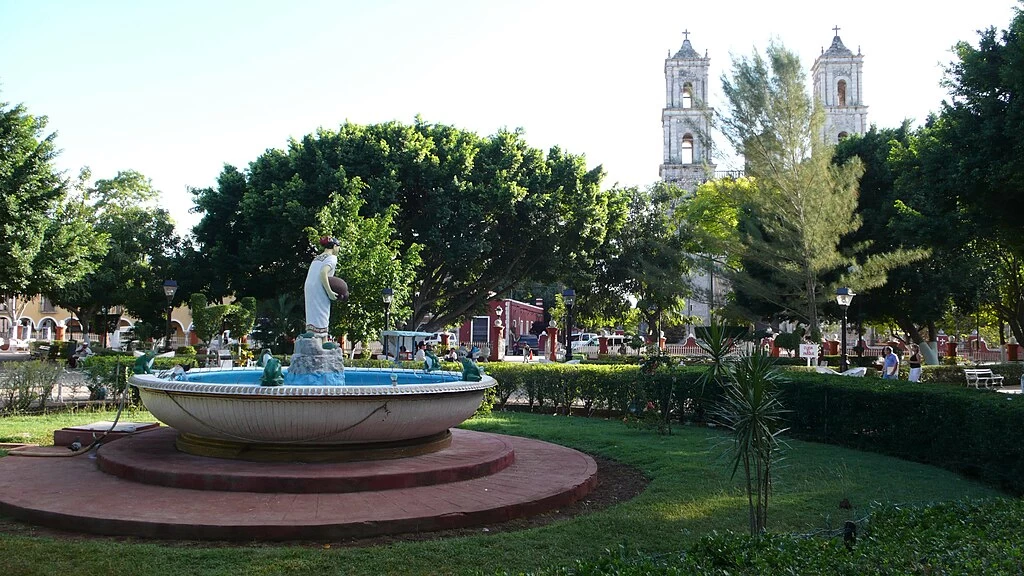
[191, 119, 617, 332]
[0, 99, 105, 314]
[936, 10, 1024, 342]
[598, 183, 695, 340]
[833, 123, 981, 362]
[47, 170, 179, 339]
[716, 42, 924, 336]
[313, 188, 420, 346]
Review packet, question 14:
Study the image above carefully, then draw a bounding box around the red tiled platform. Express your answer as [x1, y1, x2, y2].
[97, 427, 516, 493]
[0, 429, 597, 541]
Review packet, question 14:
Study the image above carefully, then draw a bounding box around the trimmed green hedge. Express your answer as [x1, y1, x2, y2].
[481, 362, 1024, 494]
[484, 363, 711, 418]
[79, 355, 199, 399]
[779, 371, 1024, 493]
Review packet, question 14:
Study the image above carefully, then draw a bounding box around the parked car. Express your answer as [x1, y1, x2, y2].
[513, 334, 541, 353]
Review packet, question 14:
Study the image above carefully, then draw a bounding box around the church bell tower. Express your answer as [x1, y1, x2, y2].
[811, 27, 868, 143]
[660, 31, 715, 191]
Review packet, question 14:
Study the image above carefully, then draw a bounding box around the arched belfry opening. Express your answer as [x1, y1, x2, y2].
[837, 79, 847, 106]
[681, 134, 694, 164]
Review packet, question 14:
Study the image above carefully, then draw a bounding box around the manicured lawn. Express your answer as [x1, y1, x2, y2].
[0, 410, 1004, 575]
[0, 408, 156, 446]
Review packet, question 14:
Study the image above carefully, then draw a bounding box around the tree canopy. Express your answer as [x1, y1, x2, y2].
[0, 99, 105, 299]
[935, 10, 1024, 342]
[190, 119, 618, 333]
[47, 170, 179, 336]
[833, 123, 978, 357]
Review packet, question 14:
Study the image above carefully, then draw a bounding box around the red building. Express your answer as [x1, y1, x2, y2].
[458, 298, 544, 352]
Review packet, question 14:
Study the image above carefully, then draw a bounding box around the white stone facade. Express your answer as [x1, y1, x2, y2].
[660, 34, 719, 326]
[660, 35, 716, 191]
[811, 32, 869, 143]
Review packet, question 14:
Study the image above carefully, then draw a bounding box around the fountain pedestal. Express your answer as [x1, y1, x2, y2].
[283, 335, 346, 386]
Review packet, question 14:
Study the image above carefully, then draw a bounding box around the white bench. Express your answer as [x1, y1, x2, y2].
[964, 368, 1004, 389]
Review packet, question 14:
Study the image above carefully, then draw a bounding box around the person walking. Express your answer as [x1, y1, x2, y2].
[882, 346, 900, 380]
[908, 344, 923, 382]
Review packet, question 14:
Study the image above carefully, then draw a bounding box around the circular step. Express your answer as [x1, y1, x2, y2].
[0, 429, 597, 541]
[97, 427, 516, 493]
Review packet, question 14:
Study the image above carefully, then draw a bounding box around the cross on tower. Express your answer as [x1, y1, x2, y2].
[682, 29, 690, 40]
[832, 25, 841, 37]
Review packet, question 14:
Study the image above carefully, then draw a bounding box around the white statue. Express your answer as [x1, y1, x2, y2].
[303, 236, 341, 337]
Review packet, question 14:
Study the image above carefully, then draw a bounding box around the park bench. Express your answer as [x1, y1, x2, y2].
[963, 368, 1004, 389]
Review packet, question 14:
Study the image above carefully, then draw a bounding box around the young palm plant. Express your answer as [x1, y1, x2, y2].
[695, 319, 738, 393]
[693, 319, 742, 422]
[711, 351, 788, 535]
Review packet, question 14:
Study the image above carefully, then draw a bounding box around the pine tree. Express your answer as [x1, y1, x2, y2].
[716, 42, 924, 335]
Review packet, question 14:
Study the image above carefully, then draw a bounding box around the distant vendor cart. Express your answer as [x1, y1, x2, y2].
[380, 330, 435, 361]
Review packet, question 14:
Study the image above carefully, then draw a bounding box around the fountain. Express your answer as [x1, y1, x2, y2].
[0, 238, 598, 540]
[131, 334, 497, 461]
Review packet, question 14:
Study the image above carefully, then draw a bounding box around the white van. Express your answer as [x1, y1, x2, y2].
[569, 332, 598, 350]
[575, 334, 629, 350]
[423, 332, 458, 347]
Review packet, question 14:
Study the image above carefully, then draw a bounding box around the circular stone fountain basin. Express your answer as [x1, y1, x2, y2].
[130, 367, 495, 461]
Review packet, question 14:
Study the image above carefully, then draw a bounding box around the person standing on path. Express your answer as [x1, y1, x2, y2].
[908, 344, 923, 382]
[882, 346, 900, 380]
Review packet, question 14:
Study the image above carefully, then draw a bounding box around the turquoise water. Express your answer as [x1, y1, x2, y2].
[182, 369, 460, 386]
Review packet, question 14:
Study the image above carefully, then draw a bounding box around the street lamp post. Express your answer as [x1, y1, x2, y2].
[382, 288, 394, 357]
[162, 280, 178, 352]
[562, 289, 575, 361]
[99, 306, 108, 350]
[647, 303, 658, 350]
[836, 287, 856, 372]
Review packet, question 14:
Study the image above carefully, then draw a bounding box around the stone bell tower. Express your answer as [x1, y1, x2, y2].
[811, 26, 868, 144]
[660, 30, 716, 191]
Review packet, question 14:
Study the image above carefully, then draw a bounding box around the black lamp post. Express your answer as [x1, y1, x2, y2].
[562, 289, 575, 361]
[99, 306, 108, 350]
[836, 287, 855, 371]
[382, 288, 393, 357]
[162, 280, 178, 352]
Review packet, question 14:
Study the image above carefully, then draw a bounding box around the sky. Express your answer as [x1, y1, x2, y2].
[1, 0, 1018, 234]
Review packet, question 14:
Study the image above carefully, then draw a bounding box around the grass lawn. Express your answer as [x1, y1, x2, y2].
[0, 409, 1004, 575]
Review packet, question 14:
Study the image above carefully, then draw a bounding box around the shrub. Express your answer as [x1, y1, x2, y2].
[80, 354, 199, 401]
[484, 363, 707, 421]
[529, 499, 1024, 575]
[0, 360, 62, 414]
[483, 362, 1024, 495]
[772, 331, 802, 356]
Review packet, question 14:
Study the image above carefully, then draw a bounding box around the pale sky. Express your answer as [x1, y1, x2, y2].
[1, 1, 1017, 234]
